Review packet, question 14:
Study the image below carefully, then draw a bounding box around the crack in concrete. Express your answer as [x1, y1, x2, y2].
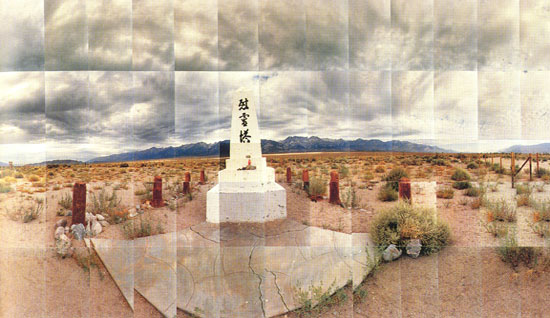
[189, 226, 220, 244]
[267, 269, 290, 312]
[248, 244, 266, 318]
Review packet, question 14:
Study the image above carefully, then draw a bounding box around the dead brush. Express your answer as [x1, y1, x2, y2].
[10, 198, 44, 223]
[485, 199, 516, 222]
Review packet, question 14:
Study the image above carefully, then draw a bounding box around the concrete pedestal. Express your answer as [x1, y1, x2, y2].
[207, 182, 286, 223]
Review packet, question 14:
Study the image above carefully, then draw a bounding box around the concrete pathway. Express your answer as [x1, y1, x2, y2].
[92, 219, 376, 318]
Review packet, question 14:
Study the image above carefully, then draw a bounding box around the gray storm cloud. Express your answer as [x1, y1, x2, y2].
[2, 0, 550, 163]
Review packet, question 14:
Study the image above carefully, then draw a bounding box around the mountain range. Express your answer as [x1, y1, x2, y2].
[87, 136, 451, 163]
[503, 143, 550, 154]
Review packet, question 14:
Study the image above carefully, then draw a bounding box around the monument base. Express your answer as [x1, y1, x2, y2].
[206, 182, 287, 223]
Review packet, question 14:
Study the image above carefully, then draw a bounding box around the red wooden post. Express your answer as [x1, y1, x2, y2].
[398, 177, 411, 201]
[200, 170, 205, 185]
[152, 176, 164, 208]
[72, 182, 86, 225]
[302, 169, 309, 191]
[183, 172, 191, 194]
[329, 171, 341, 205]
[286, 167, 292, 183]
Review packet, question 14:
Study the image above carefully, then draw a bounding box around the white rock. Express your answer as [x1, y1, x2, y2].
[55, 234, 72, 258]
[382, 244, 402, 262]
[95, 214, 105, 221]
[85, 212, 95, 223]
[99, 220, 109, 227]
[129, 212, 138, 218]
[54, 226, 65, 239]
[91, 219, 102, 236]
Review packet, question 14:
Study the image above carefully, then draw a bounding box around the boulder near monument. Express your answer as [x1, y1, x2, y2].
[206, 88, 286, 223]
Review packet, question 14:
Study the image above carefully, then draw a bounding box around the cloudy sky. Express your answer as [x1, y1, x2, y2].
[1, 0, 550, 164]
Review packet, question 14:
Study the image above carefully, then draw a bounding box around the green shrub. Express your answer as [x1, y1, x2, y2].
[377, 184, 398, 202]
[90, 189, 121, 216]
[343, 186, 358, 208]
[122, 216, 163, 239]
[466, 162, 478, 169]
[536, 167, 550, 178]
[436, 187, 454, 199]
[452, 181, 472, 190]
[308, 177, 326, 197]
[0, 181, 12, 193]
[465, 186, 483, 197]
[374, 166, 385, 173]
[451, 168, 471, 181]
[432, 159, 448, 166]
[58, 192, 72, 210]
[383, 168, 409, 191]
[370, 202, 451, 256]
[530, 199, 550, 221]
[515, 183, 532, 195]
[497, 232, 540, 268]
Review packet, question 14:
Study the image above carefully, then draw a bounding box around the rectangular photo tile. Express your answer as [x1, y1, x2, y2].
[45, 0, 88, 71]
[0, 0, 44, 71]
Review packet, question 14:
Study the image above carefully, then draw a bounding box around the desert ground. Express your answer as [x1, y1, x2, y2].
[1, 152, 549, 317]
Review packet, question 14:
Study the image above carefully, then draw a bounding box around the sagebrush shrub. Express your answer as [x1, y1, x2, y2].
[370, 202, 451, 256]
[383, 168, 409, 191]
[377, 184, 397, 202]
[452, 181, 472, 190]
[451, 168, 471, 181]
[436, 187, 454, 199]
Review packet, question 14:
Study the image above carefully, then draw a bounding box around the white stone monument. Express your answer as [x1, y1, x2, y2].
[206, 88, 287, 223]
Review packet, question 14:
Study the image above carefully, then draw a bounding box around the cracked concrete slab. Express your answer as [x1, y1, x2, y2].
[90, 238, 134, 310]
[134, 232, 177, 318]
[94, 221, 376, 318]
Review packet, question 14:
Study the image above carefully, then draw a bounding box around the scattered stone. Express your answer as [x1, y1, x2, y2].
[71, 223, 86, 240]
[91, 219, 102, 236]
[85, 212, 94, 223]
[129, 212, 138, 218]
[55, 234, 72, 258]
[99, 220, 109, 227]
[95, 214, 105, 221]
[54, 226, 65, 239]
[66, 210, 72, 216]
[55, 219, 67, 229]
[406, 239, 422, 258]
[136, 204, 141, 210]
[137, 209, 144, 215]
[382, 244, 402, 262]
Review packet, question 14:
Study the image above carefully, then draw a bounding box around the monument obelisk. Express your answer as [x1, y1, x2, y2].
[206, 88, 287, 223]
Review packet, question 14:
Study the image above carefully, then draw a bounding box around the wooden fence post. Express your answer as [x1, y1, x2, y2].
[529, 154, 533, 181]
[511, 152, 515, 188]
[536, 153, 540, 175]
